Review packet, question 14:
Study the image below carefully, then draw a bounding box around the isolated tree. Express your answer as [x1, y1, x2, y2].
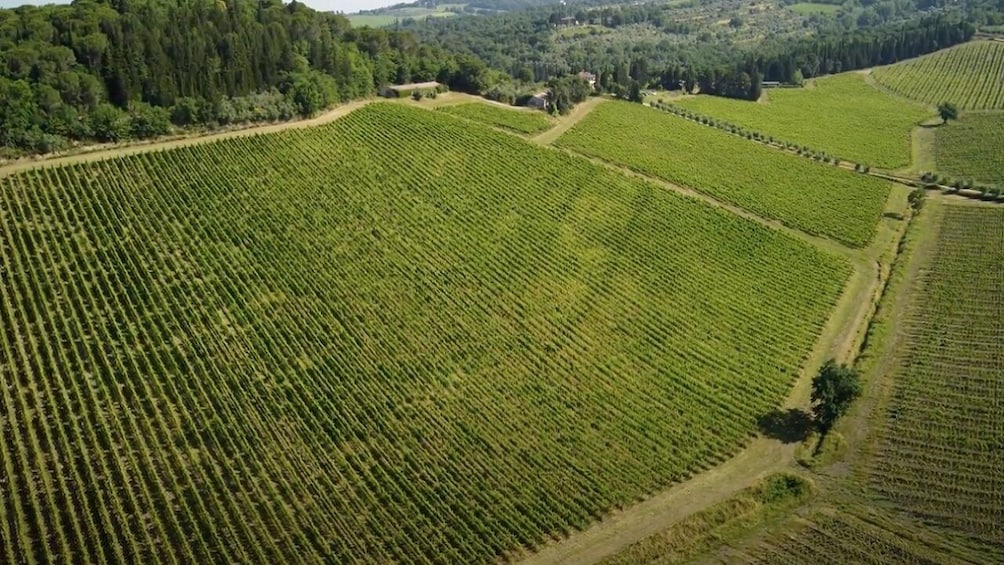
[937, 102, 959, 124]
[628, 81, 643, 103]
[811, 360, 862, 433]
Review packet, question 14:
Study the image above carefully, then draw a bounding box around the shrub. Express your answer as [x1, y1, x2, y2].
[129, 102, 171, 139]
[89, 103, 130, 142]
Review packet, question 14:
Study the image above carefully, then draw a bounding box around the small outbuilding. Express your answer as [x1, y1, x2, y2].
[526, 91, 548, 110]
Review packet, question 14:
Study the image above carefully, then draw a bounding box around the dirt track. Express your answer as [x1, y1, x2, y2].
[0, 98, 375, 179]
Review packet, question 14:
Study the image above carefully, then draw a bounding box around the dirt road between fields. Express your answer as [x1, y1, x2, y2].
[531, 97, 607, 145]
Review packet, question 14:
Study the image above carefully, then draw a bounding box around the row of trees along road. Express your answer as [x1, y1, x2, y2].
[0, 0, 500, 156]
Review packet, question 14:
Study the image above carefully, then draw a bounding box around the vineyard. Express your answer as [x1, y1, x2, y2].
[871, 41, 1004, 110]
[735, 511, 953, 564]
[867, 203, 1004, 553]
[934, 112, 1004, 184]
[674, 74, 929, 168]
[0, 103, 851, 564]
[438, 102, 554, 134]
[555, 101, 892, 247]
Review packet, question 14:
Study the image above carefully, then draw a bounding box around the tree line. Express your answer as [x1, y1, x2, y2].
[405, 0, 985, 102]
[0, 0, 497, 156]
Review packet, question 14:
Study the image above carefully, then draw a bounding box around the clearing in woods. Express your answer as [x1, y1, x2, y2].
[673, 73, 930, 168]
[0, 103, 855, 564]
[788, 2, 842, 14]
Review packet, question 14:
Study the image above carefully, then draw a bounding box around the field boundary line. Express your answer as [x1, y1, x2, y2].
[0, 98, 381, 178]
[641, 101, 939, 192]
[839, 199, 940, 474]
[556, 145, 863, 260]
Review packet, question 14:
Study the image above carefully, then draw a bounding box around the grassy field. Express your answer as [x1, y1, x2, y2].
[439, 102, 554, 134]
[601, 474, 814, 564]
[347, 4, 461, 27]
[934, 112, 1004, 184]
[872, 41, 1004, 110]
[0, 103, 851, 564]
[345, 14, 400, 27]
[788, 2, 842, 14]
[555, 24, 611, 38]
[555, 101, 892, 247]
[675, 73, 930, 168]
[739, 510, 952, 563]
[867, 203, 1004, 552]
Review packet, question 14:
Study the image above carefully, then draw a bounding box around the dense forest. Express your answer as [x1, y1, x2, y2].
[0, 0, 499, 155]
[405, 0, 980, 101]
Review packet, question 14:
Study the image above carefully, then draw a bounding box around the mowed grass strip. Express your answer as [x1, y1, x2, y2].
[0, 103, 850, 563]
[872, 41, 1004, 110]
[439, 102, 554, 134]
[869, 204, 1004, 552]
[674, 73, 929, 168]
[556, 100, 891, 247]
[934, 112, 1004, 184]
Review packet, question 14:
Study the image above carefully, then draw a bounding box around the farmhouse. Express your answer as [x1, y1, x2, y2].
[577, 71, 597, 88]
[381, 81, 441, 98]
[762, 81, 782, 88]
[527, 91, 548, 109]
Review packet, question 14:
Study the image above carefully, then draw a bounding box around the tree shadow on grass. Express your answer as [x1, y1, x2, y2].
[757, 408, 815, 444]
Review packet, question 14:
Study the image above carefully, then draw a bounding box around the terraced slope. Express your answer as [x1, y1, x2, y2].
[674, 74, 929, 168]
[555, 101, 892, 247]
[872, 41, 1004, 110]
[0, 103, 850, 564]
